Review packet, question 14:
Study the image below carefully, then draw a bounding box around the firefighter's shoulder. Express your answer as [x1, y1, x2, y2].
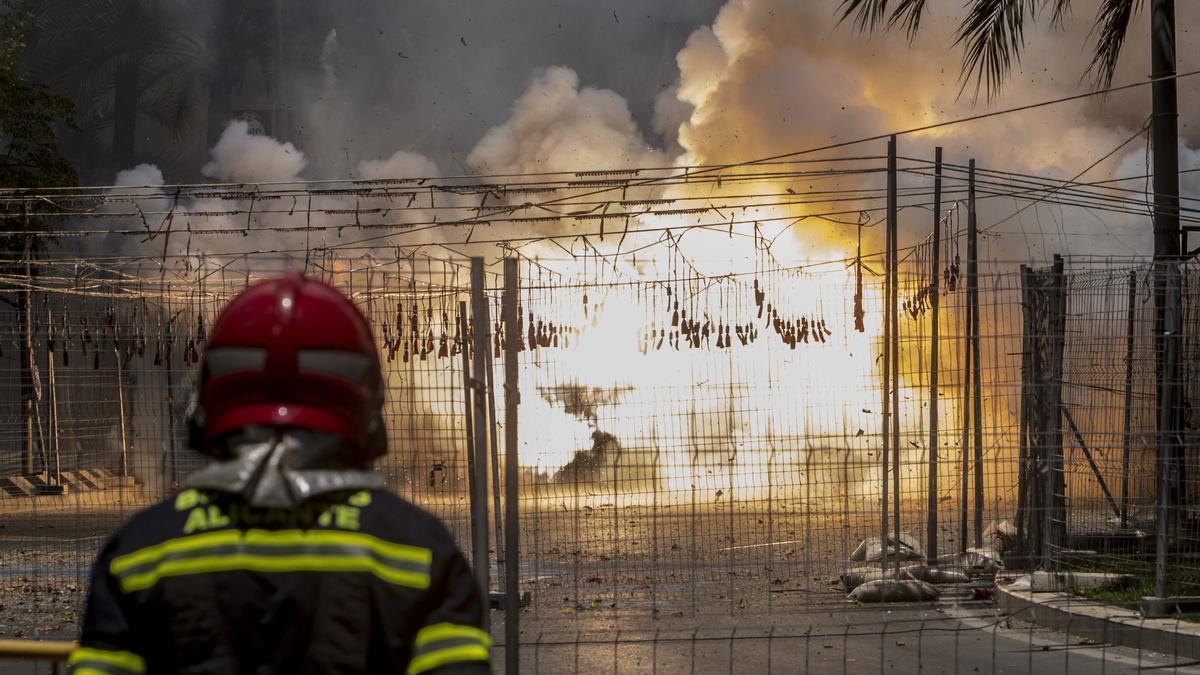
[98, 492, 198, 559]
[356, 488, 462, 554]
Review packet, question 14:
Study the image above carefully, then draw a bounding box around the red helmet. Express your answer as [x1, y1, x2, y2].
[190, 272, 386, 459]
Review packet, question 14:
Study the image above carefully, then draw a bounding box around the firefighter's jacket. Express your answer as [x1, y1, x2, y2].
[69, 488, 490, 674]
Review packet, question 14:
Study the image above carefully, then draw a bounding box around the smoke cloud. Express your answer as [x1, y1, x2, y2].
[466, 66, 666, 175]
[201, 120, 308, 183]
[104, 1, 1200, 262]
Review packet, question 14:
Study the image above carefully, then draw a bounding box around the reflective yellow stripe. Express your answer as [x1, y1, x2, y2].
[414, 622, 491, 647]
[67, 647, 145, 674]
[111, 529, 431, 576]
[406, 644, 491, 675]
[118, 552, 431, 592]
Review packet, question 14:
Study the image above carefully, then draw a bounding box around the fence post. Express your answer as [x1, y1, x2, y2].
[927, 147, 942, 565]
[968, 159, 984, 549]
[114, 348, 129, 479]
[502, 257, 521, 674]
[1016, 265, 1031, 554]
[881, 136, 894, 575]
[890, 137, 901, 571]
[959, 164, 973, 555]
[1154, 262, 1182, 600]
[458, 300, 478, 549]
[22, 234, 35, 475]
[1120, 270, 1136, 528]
[46, 305, 60, 486]
[1043, 255, 1068, 569]
[469, 257, 492, 629]
[485, 325, 505, 583]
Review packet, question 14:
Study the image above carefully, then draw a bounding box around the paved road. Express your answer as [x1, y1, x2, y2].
[504, 600, 1200, 674]
[3, 600, 1197, 674]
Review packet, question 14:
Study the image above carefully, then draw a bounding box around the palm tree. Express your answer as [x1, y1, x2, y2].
[22, 0, 182, 176]
[837, 0, 1180, 261]
[22, 0, 282, 180]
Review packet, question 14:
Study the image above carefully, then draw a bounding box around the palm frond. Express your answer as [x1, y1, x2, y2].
[1047, 0, 1073, 29]
[1086, 0, 1142, 89]
[953, 0, 1038, 101]
[886, 0, 928, 42]
[837, 0, 892, 32]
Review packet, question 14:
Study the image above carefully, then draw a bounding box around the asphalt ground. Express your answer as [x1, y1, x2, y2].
[2, 501, 1195, 672]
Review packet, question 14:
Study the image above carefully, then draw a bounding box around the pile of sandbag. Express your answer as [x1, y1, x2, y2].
[840, 531, 1002, 602]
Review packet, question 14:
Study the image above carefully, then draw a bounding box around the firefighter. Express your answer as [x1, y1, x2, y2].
[70, 273, 490, 674]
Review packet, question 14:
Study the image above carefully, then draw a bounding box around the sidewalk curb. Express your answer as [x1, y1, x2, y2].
[996, 583, 1200, 659]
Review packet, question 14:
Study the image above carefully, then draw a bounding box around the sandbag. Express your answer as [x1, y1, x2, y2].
[849, 533, 924, 562]
[840, 566, 881, 591]
[849, 579, 940, 603]
[904, 564, 970, 585]
[961, 548, 1003, 576]
[839, 565, 911, 590]
[984, 520, 1019, 553]
[935, 549, 1002, 577]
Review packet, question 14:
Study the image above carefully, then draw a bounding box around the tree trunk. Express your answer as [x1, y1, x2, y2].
[1150, 0, 1180, 261]
[1149, 0, 1186, 550]
[111, 1, 141, 173]
[206, 0, 236, 150]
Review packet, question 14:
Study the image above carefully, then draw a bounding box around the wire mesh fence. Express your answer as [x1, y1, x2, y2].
[0, 153, 1198, 672]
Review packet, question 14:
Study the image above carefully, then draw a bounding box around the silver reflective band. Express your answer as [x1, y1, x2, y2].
[205, 347, 267, 378]
[297, 349, 372, 383]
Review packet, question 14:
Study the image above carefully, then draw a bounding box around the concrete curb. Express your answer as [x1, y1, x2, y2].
[996, 583, 1200, 659]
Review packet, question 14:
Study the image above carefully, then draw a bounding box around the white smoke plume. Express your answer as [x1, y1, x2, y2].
[201, 120, 308, 183]
[356, 149, 441, 180]
[114, 163, 165, 188]
[467, 66, 666, 175]
[319, 28, 339, 91]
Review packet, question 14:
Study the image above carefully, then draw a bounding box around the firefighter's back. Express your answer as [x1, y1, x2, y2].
[74, 486, 487, 674]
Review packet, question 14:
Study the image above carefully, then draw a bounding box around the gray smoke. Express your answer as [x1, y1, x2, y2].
[104, 0, 1200, 261]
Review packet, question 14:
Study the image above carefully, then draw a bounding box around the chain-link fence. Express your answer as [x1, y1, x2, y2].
[2, 155, 1199, 672]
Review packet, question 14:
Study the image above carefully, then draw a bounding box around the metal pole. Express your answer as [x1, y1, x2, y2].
[927, 147, 942, 565]
[485, 334, 505, 583]
[165, 331, 179, 488]
[469, 258, 491, 629]
[959, 167, 973, 555]
[881, 137, 894, 575]
[1120, 270, 1136, 528]
[458, 301, 478, 542]
[890, 136, 901, 571]
[1154, 262, 1181, 600]
[47, 306, 61, 485]
[115, 344, 129, 479]
[1016, 265, 1031, 550]
[111, 305, 129, 480]
[969, 159, 984, 549]
[1045, 255, 1068, 569]
[502, 258, 521, 675]
[23, 234, 34, 475]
